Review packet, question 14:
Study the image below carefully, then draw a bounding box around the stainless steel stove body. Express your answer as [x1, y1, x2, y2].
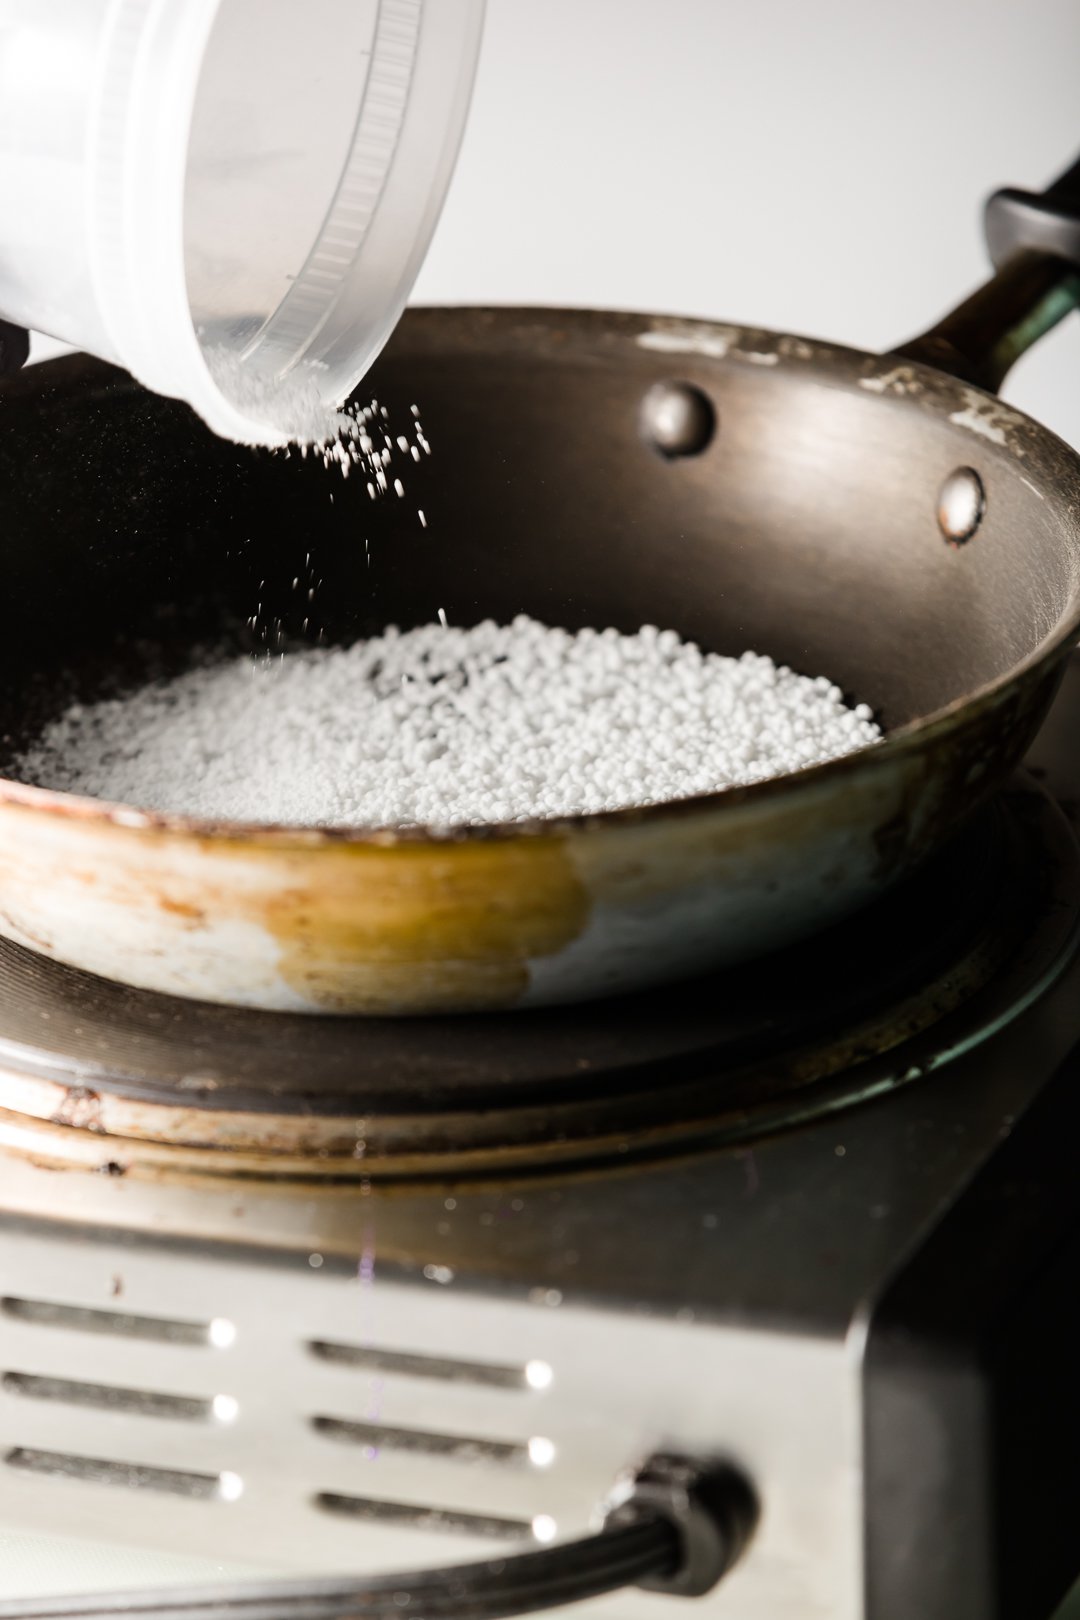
[1, 665, 1079, 1620]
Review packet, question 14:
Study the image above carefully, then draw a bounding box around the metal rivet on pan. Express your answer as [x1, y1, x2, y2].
[640, 381, 716, 458]
[937, 467, 985, 545]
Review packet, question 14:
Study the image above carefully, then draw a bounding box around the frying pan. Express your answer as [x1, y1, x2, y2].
[0, 161, 1078, 1017]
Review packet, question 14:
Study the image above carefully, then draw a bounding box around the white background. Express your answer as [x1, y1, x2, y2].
[411, 0, 1080, 447]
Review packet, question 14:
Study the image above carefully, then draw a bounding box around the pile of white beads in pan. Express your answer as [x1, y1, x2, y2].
[13, 616, 880, 828]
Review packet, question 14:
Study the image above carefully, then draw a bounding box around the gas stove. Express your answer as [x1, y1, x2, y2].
[1, 662, 1079, 1620]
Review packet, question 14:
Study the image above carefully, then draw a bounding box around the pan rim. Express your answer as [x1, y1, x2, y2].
[1, 307, 1078, 848]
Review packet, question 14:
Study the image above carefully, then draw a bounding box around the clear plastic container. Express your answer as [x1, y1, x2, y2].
[0, 0, 484, 443]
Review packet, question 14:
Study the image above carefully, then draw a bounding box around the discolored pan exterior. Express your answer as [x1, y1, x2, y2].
[0, 308, 1076, 1014]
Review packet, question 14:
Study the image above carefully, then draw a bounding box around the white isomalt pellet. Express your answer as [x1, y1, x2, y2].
[13, 618, 881, 827]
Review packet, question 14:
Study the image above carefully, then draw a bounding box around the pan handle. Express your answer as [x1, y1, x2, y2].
[0, 318, 28, 374]
[892, 153, 1080, 393]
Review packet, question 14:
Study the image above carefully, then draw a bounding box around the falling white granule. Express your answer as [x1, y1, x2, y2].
[203, 349, 432, 513]
[13, 618, 880, 827]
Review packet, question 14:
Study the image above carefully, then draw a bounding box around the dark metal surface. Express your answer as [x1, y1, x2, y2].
[864, 1042, 1080, 1620]
[0, 320, 28, 375]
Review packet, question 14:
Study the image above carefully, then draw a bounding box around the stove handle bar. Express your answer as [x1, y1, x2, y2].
[0, 1454, 756, 1620]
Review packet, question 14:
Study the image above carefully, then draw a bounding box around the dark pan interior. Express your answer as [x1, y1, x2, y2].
[0, 310, 1074, 769]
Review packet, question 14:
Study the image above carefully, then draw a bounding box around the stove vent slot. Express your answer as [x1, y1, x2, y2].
[2, 1371, 228, 1424]
[314, 1490, 532, 1541]
[311, 1415, 532, 1466]
[4, 1446, 243, 1502]
[308, 1339, 550, 1392]
[1, 1296, 231, 1349]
